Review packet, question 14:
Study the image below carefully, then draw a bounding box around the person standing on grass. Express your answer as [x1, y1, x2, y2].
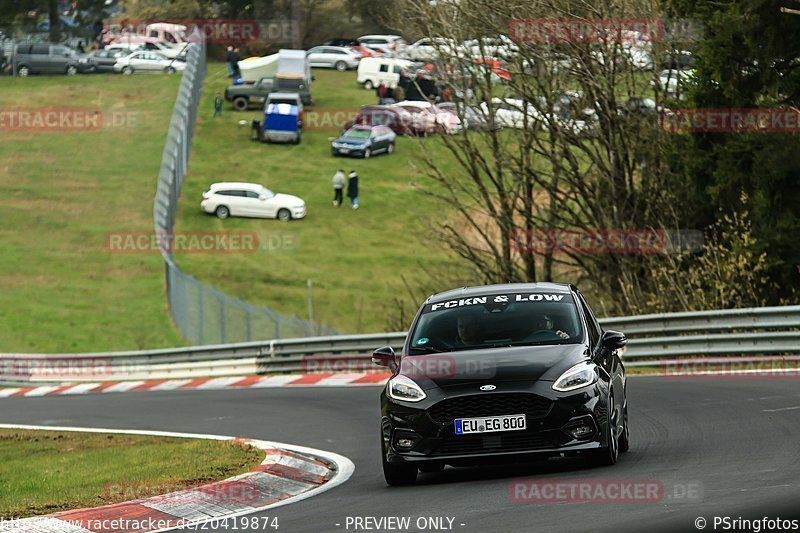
[347, 170, 359, 209]
[376, 81, 388, 104]
[232, 47, 242, 78]
[225, 46, 234, 77]
[332, 168, 346, 206]
[213, 92, 223, 117]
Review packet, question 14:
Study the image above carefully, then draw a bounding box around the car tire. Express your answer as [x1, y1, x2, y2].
[364, 148, 371, 159]
[588, 393, 619, 467]
[387, 143, 395, 154]
[164, 66, 176, 74]
[232, 97, 249, 111]
[122, 66, 133, 75]
[618, 403, 630, 453]
[66, 65, 78, 76]
[277, 208, 291, 221]
[215, 205, 230, 219]
[381, 435, 417, 486]
[363, 80, 374, 90]
[335, 61, 347, 71]
[17, 65, 30, 77]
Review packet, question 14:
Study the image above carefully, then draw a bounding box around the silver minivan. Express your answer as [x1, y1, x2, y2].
[13, 43, 90, 76]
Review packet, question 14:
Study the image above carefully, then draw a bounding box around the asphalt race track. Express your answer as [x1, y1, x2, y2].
[3, 376, 800, 533]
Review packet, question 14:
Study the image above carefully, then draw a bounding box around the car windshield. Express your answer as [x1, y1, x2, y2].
[258, 187, 275, 198]
[343, 129, 371, 139]
[409, 292, 583, 353]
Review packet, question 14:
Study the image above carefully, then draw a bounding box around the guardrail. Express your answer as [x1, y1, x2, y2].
[1, 305, 798, 384]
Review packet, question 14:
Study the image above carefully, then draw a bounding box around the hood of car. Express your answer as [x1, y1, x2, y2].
[273, 193, 304, 206]
[399, 343, 590, 390]
[334, 136, 369, 147]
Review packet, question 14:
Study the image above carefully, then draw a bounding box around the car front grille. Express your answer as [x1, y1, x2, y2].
[428, 393, 552, 424]
[434, 431, 553, 456]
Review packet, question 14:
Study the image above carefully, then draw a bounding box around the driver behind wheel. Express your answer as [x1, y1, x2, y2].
[536, 314, 569, 339]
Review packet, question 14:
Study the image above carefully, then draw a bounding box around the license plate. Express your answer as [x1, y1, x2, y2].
[454, 414, 526, 435]
[339, 148, 350, 153]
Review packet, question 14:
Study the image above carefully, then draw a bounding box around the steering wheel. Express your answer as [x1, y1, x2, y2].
[524, 330, 562, 341]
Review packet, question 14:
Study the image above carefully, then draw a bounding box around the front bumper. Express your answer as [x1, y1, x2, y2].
[331, 144, 368, 157]
[381, 381, 610, 466]
[292, 206, 307, 219]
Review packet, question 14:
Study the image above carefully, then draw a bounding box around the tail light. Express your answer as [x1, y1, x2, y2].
[202, 191, 210, 199]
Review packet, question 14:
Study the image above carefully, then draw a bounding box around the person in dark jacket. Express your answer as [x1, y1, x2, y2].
[225, 46, 234, 77]
[347, 170, 359, 209]
[231, 47, 241, 78]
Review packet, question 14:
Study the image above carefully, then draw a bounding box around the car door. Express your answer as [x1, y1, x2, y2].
[243, 190, 270, 217]
[216, 190, 249, 216]
[306, 47, 324, 67]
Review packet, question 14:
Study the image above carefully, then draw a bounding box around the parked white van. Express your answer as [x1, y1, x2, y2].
[357, 57, 415, 89]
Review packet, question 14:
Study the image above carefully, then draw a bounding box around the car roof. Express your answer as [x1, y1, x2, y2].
[208, 182, 265, 191]
[268, 92, 301, 99]
[426, 282, 574, 304]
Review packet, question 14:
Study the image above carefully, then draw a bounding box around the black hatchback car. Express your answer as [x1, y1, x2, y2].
[373, 282, 628, 485]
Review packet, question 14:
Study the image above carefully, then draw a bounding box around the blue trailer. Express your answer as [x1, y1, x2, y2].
[261, 92, 303, 144]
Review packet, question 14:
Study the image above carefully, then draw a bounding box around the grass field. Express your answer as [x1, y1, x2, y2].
[0, 428, 263, 517]
[0, 74, 185, 352]
[174, 64, 460, 334]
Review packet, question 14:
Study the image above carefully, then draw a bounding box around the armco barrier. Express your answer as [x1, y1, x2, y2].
[1, 305, 798, 384]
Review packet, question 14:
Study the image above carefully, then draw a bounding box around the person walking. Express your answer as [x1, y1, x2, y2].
[213, 92, 223, 117]
[225, 46, 234, 77]
[376, 81, 389, 104]
[332, 168, 346, 206]
[231, 47, 241, 78]
[347, 170, 359, 209]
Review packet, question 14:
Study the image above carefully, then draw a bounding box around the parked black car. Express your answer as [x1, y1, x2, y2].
[373, 282, 628, 485]
[331, 125, 397, 158]
[84, 48, 129, 73]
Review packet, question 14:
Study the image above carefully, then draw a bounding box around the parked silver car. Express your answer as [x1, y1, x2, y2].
[306, 46, 361, 71]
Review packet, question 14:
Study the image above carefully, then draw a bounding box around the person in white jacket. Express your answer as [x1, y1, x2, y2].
[332, 169, 346, 206]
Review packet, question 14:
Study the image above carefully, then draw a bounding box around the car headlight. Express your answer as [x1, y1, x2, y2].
[388, 375, 426, 402]
[552, 362, 597, 392]
[332, 142, 342, 148]
[79, 58, 89, 63]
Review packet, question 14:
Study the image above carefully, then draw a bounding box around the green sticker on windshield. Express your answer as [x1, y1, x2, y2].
[417, 337, 429, 345]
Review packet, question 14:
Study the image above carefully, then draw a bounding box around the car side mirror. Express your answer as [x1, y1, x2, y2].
[601, 330, 627, 351]
[259, 195, 267, 201]
[372, 346, 397, 370]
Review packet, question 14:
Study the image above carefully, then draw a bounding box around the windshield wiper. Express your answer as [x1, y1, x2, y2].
[408, 345, 445, 354]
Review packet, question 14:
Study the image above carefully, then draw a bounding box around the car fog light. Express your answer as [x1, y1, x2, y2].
[570, 425, 593, 438]
[396, 438, 414, 448]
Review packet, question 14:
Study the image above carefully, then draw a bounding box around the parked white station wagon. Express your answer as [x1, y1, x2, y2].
[201, 182, 306, 221]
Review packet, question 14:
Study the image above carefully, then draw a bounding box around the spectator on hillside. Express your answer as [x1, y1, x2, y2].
[225, 46, 234, 77]
[376, 81, 389, 104]
[332, 169, 346, 207]
[231, 47, 242, 78]
[347, 170, 359, 209]
[213, 92, 223, 117]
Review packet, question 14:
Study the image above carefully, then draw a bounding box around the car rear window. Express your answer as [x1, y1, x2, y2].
[409, 292, 583, 352]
